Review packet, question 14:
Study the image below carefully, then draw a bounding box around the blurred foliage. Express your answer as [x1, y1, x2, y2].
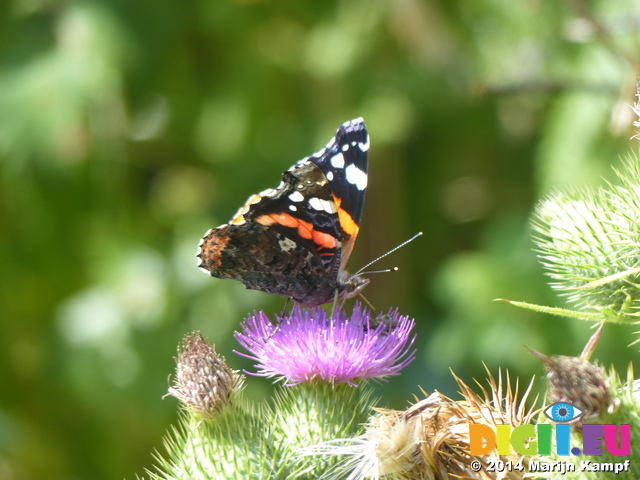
[1, 0, 640, 479]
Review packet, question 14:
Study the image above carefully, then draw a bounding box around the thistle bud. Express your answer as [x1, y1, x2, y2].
[167, 331, 244, 417]
[534, 351, 612, 419]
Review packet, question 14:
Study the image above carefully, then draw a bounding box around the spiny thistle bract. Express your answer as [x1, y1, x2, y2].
[533, 155, 640, 322]
[148, 386, 375, 480]
[306, 369, 539, 480]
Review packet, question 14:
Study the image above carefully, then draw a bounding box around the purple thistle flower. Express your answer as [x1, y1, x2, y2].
[234, 303, 416, 386]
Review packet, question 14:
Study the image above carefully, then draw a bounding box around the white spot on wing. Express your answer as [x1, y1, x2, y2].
[309, 197, 337, 213]
[331, 153, 345, 168]
[288, 191, 305, 202]
[345, 164, 367, 190]
[289, 205, 297, 211]
[359, 134, 370, 152]
[326, 171, 334, 181]
[278, 237, 297, 252]
[308, 197, 323, 211]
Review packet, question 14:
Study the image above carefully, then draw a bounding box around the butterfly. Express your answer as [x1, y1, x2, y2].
[197, 118, 370, 307]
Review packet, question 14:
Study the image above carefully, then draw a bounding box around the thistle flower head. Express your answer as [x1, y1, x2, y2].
[167, 331, 244, 417]
[234, 303, 416, 386]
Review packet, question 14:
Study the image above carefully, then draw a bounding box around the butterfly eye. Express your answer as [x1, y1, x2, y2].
[543, 402, 585, 423]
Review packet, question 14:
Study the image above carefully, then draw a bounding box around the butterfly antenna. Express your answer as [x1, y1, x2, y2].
[358, 267, 399, 275]
[355, 232, 423, 275]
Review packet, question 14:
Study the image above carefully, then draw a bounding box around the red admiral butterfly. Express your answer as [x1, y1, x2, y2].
[197, 118, 370, 307]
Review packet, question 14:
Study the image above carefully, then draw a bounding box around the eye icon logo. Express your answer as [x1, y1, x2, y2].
[543, 402, 584, 423]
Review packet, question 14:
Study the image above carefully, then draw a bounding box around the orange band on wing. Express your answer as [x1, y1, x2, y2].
[256, 212, 300, 229]
[312, 229, 338, 251]
[255, 213, 338, 251]
[334, 195, 359, 239]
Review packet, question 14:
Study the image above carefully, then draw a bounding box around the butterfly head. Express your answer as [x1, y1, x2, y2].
[337, 270, 371, 301]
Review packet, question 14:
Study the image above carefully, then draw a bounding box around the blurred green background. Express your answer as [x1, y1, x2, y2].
[2, 0, 640, 478]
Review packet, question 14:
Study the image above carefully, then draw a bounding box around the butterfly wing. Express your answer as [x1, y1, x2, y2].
[198, 221, 333, 303]
[302, 118, 369, 271]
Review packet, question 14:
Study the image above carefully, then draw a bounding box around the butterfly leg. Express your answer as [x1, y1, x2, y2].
[357, 292, 376, 313]
[329, 290, 341, 319]
[280, 297, 292, 317]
